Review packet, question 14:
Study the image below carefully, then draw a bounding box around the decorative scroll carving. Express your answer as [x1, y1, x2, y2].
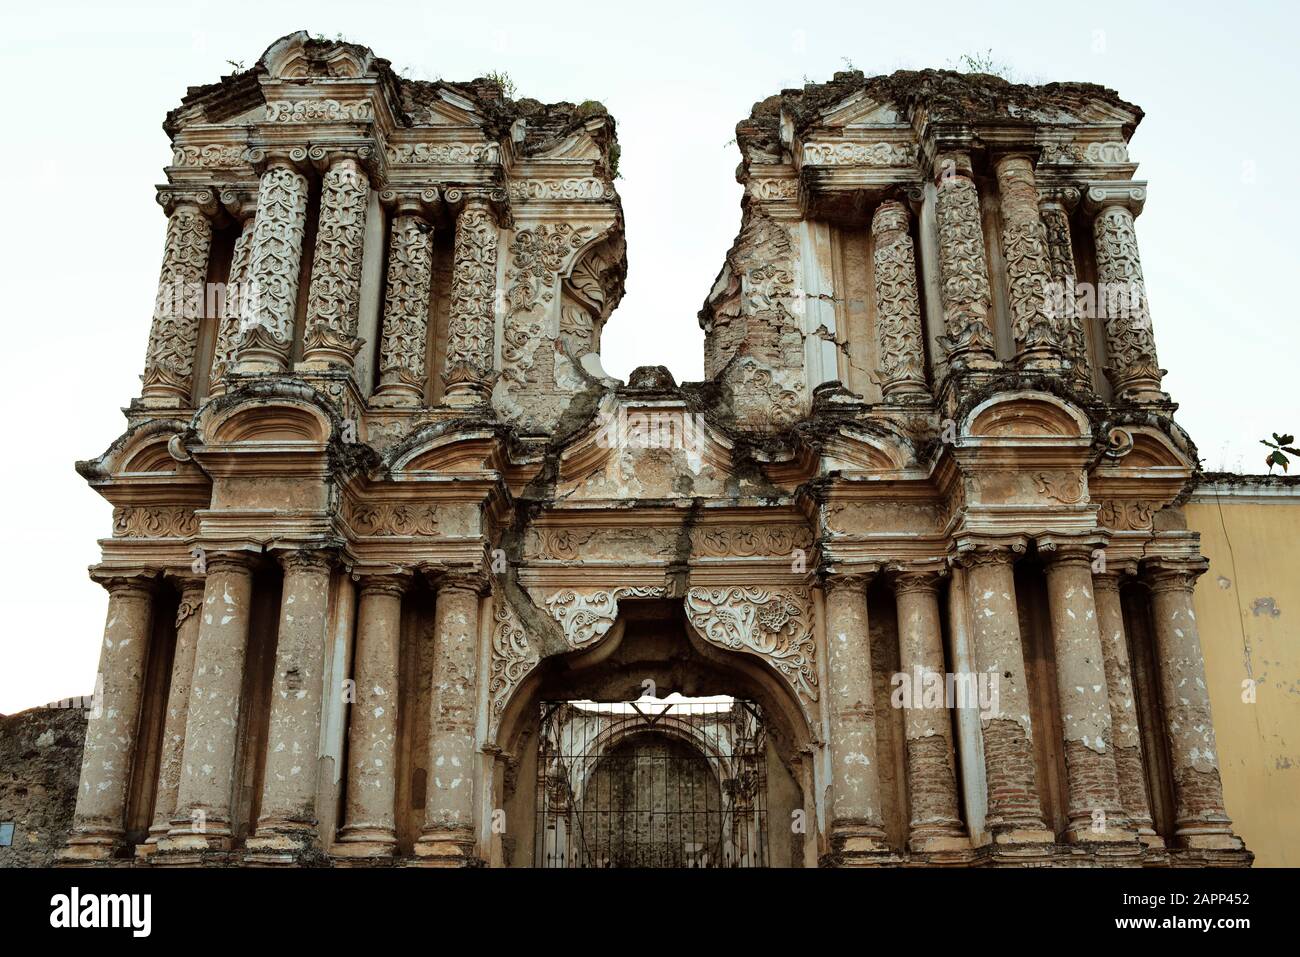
[995, 156, 1057, 362]
[112, 506, 198, 538]
[236, 163, 309, 367]
[535, 528, 596, 561]
[870, 200, 928, 399]
[509, 178, 610, 201]
[442, 200, 498, 395]
[142, 203, 213, 402]
[543, 587, 663, 648]
[374, 214, 434, 403]
[800, 141, 914, 167]
[175, 594, 201, 628]
[689, 525, 812, 557]
[1096, 499, 1154, 531]
[303, 157, 370, 363]
[208, 215, 256, 392]
[345, 502, 440, 536]
[487, 599, 539, 736]
[506, 224, 593, 317]
[684, 587, 818, 707]
[1084, 142, 1129, 164]
[746, 178, 798, 201]
[934, 157, 996, 363]
[1092, 202, 1163, 399]
[735, 357, 802, 427]
[387, 143, 500, 165]
[264, 99, 373, 122]
[171, 144, 245, 168]
[1032, 470, 1085, 504]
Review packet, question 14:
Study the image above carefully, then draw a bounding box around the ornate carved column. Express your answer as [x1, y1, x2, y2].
[372, 190, 438, 408]
[933, 151, 997, 369]
[1040, 540, 1127, 843]
[300, 151, 372, 369]
[234, 155, 310, 372]
[1144, 559, 1241, 849]
[145, 577, 206, 847]
[1037, 186, 1090, 385]
[821, 572, 888, 861]
[441, 191, 501, 407]
[164, 552, 255, 852]
[871, 200, 929, 401]
[1093, 565, 1158, 842]
[994, 155, 1061, 370]
[954, 542, 1052, 842]
[335, 571, 409, 858]
[207, 190, 258, 396]
[140, 187, 216, 407]
[891, 570, 966, 852]
[247, 549, 337, 861]
[414, 571, 487, 864]
[1084, 184, 1166, 402]
[60, 572, 156, 861]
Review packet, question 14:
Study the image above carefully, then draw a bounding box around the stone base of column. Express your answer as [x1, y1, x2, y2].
[369, 383, 423, 409]
[411, 829, 481, 867]
[991, 826, 1056, 846]
[826, 821, 897, 866]
[907, 824, 971, 856]
[332, 826, 398, 860]
[57, 828, 125, 864]
[244, 825, 326, 866]
[1175, 826, 1245, 852]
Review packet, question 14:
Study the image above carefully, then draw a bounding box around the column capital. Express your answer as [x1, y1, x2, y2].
[432, 567, 492, 596]
[1083, 181, 1147, 218]
[870, 198, 911, 234]
[155, 185, 219, 218]
[1037, 534, 1107, 567]
[219, 186, 260, 222]
[89, 567, 158, 596]
[244, 145, 314, 176]
[444, 184, 510, 224]
[889, 566, 946, 595]
[932, 148, 974, 182]
[1037, 185, 1082, 213]
[949, 536, 1028, 569]
[275, 547, 339, 575]
[1092, 559, 1139, 589]
[1143, 556, 1209, 593]
[379, 187, 440, 219]
[354, 567, 413, 598]
[202, 549, 259, 575]
[821, 568, 877, 593]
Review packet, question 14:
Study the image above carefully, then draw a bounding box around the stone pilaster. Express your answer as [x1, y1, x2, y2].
[821, 572, 889, 862]
[334, 571, 409, 859]
[1037, 186, 1089, 385]
[933, 151, 997, 369]
[994, 155, 1061, 370]
[161, 552, 255, 853]
[441, 192, 500, 407]
[891, 570, 966, 853]
[234, 156, 310, 372]
[414, 572, 487, 864]
[954, 542, 1052, 844]
[1040, 540, 1128, 844]
[372, 190, 438, 408]
[140, 188, 216, 407]
[871, 200, 928, 401]
[208, 190, 258, 396]
[300, 152, 372, 369]
[1093, 566, 1159, 843]
[1144, 559, 1242, 850]
[144, 577, 206, 848]
[246, 548, 337, 862]
[1084, 184, 1166, 402]
[60, 572, 156, 861]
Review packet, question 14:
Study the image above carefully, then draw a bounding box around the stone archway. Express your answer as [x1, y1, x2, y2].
[491, 598, 819, 868]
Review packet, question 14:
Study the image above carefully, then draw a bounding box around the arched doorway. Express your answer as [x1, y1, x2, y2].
[492, 598, 817, 867]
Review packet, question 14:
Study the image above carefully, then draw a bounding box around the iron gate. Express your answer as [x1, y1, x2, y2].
[535, 698, 769, 867]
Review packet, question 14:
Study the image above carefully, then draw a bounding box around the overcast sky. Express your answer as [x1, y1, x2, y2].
[1, 0, 1295, 713]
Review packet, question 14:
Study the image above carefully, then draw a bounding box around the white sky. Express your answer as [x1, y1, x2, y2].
[1, 0, 1296, 713]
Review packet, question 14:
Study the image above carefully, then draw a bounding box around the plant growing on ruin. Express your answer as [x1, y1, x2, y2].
[1261, 432, 1299, 472]
[485, 70, 518, 99]
[955, 49, 1015, 80]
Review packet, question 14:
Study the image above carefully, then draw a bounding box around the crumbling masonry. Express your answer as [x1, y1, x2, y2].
[56, 31, 1250, 867]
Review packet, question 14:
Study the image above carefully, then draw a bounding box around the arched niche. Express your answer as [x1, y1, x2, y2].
[204, 398, 333, 446]
[963, 391, 1091, 439]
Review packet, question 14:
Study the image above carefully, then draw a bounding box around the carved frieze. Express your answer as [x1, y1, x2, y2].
[1096, 499, 1155, 531]
[345, 502, 440, 536]
[509, 178, 610, 202]
[543, 587, 664, 648]
[171, 144, 246, 168]
[112, 506, 199, 538]
[690, 525, 812, 558]
[800, 141, 915, 167]
[387, 143, 500, 165]
[264, 99, 373, 122]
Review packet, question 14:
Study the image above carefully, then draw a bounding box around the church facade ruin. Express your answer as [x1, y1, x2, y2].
[57, 31, 1253, 867]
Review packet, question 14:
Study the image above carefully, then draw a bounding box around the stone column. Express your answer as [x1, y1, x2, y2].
[1093, 566, 1158, 842]
[822, 573, 888, 861]
[60, 572, 156, 861]
[871, 200, 929, 401]
[414, 572, 486, 864]
[164, 552, 255, 851]
[1037, 186, 1089, 385]
[145, 577, 206, 847]
[933, 151, 997, 368]
[247, 549, 336, 861]
[1041, 540, 1126, 842]
[140, 188, 216, 407]
[441, 192, 500, 407]
[892, 570, 966, 852]
[208, 190, 258, 396]
[955, 542, 1051, 842]
[335, 571, 409, 858]
[1084, 184, 1165, 402]
[300, 152, 371, 369]
[234, 155, 310, 372]
[994, 155, 1061, 370]
[1144, 559, 1241, 849]
[372, 190, 438, 407]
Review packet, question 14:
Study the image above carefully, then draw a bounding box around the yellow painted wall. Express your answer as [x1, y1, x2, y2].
[1186, 495, 1300, 867]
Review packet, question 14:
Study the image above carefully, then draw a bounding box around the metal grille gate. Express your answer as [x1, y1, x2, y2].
[535, 698, 769, 867]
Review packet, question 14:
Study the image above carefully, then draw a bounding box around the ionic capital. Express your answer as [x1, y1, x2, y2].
[354, 566, 413, 598]
[1037, 534, 1107, 568]
[380, 187, 440, 219]
[444, 185, 509, 222]
[1082, 181, 1147, 218]
[1142, 556, 1209, 595]
[275, 547, 338, 575]
[821, 568, 877, 594]
[1091, 559, 1138, 591]
[889, 566, 946, 595]
[219, 186, 260, 222]
[89, 567, 158, 597]
[155, 185, 219, 218]
[1037, 185, 1081, 213]
[950, 536, 1028, 569]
